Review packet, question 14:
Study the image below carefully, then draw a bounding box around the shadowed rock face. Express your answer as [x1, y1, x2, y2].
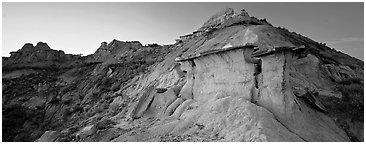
[3, 42, 82, 72]
[19, 43, 35, 51]
[2, 8, 363, 142]
[2, 39, 173, 142]
[35, 42, 52, 50]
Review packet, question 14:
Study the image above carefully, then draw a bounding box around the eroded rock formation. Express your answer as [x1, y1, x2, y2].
[2, 8, 363, 142]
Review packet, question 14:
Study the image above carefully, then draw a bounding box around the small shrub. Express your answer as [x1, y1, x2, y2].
[333, 79, 364, 121]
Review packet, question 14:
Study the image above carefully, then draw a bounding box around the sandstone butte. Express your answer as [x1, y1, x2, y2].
[2, 8, 364, 142]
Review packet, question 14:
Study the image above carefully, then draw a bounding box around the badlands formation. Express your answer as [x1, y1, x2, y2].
[2, 8, 364, 142]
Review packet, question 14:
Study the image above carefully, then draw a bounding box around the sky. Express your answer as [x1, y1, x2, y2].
[2, 2, 364, 60]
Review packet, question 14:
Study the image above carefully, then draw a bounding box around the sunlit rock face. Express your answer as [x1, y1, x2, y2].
[114, 46, 305, 142]
[115, 12, 357, 140]
[173, 48, 304, 141]
[257, 51, 350, 141]
[189, 48, 256, 102]
[131, 49, 348, 141]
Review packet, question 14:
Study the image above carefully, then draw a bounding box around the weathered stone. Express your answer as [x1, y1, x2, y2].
[322, 64, 358, 82]
[179, 69, 194, 100]
[109, 96, 124, 111]
[76, 125, 97, 140]
[165, 98, 184, 116]
[36, 131, 60, 142]
[171, 99, 194, 118]
[192, 97, 304, 141]
[22, 96, 45, 110]
[201, 8, 235, 30]
[142, 88, 178, 118]
[257, 51, 349, 141]
[156, 70, 181, 89]
[115, 96, 305, 142]
[292, 87, 328, 112]
[134, 88, 157, 118]
[243, 47, 261, 64]
[171, 82, 185, 96]
[192, 48, 256, 102]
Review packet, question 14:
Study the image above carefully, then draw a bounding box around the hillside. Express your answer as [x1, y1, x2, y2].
[2, 8, 363, 142]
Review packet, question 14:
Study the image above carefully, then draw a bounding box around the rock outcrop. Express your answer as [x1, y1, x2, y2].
[116, 43, 351, 141]
[91, 39, 145, 63]
[111, 8, 361, 142]
[36, 131, 60, 142]
[200, 8, 236, 30]
[176, 8, 271, 43]
[322, 64, 359, 82]
[3, 42, 83, 77]
[2, 8, 363, 142]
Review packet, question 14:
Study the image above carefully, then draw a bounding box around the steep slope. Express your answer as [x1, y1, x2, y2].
[2, 8, 363, 142]
[110, 8, 363, 142]
[2, 40, 172, 142]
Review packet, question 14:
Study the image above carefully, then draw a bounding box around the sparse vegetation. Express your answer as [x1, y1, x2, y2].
[318, 78, 364, 142]
[2, 8, 364, 142]
[335, 79, 364, 121]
